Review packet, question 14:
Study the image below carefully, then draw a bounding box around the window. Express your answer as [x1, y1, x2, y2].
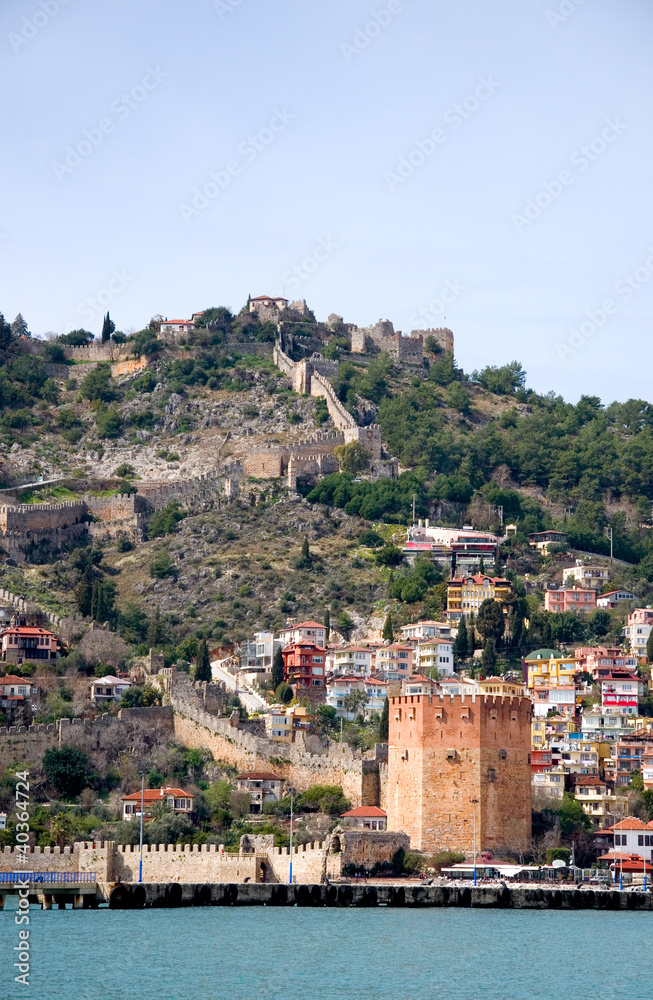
[487, 768, 496, 782]
[638, 835, 644, 846]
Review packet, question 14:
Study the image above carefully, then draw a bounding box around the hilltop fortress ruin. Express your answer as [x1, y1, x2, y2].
[0, 296, 454, 562]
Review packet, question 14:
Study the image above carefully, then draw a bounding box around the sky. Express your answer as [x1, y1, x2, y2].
[1, 0, 652, 403]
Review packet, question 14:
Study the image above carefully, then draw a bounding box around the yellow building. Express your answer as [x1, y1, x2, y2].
[265, 705, 313, 743]
[478, 677, 526, 697]
[446, 574, 513, 621]
[525, 649, 579, 689]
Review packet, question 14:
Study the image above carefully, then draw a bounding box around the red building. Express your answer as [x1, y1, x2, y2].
[530, 749, 554, 774]
[0, 626, 59, 664]
[282, 639, 326, 688]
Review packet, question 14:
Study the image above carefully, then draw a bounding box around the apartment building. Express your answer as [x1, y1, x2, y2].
[623, 608, 653, 659]
[374, 644, 413, 681]
[574, 646, 638, 680]
[572, 775, 617, 827]
[596, 589, 637, 610]
[600, 671, 644, 716]
[531, 685, 576, 719]
[446, 574, 512, 622]
[403, 523, 499, 571]
[562, 563, 610, 590]
[528, 529, 567, 551]
[399, 620, 453, 642]
[544, 587, 596, 614]
[416, 637, 454, 677]
[332, 646, 375, 677]
[603, 729, 653, 788]
[281, 639, 326, 689]
[525, 649, 579, 689]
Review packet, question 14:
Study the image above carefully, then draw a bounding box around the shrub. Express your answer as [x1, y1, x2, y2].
[147, 501, 186, 539]
[150, 550, 176, 579]
[358, 529, 383, 548]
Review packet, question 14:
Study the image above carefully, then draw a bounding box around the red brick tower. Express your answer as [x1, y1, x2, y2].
[387, 693, 531, 855]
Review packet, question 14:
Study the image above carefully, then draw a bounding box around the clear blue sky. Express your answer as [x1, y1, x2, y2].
[1, 0, 651, 402]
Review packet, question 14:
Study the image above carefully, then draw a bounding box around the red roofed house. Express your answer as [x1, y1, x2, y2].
[0, 675, 40, 722]
[0, 625, 59, 665]
[236, 772, 285, 814]
[279, 621, 327, 646]
[282, 639, 326, 689]
[596, 817, 653, 862]
[248, 294, 288, 313]
[121, 786, 194, 820]
[340, 806, 387, 831]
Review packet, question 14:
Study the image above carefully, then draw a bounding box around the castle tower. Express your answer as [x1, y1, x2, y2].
[386, 693, 531, 855]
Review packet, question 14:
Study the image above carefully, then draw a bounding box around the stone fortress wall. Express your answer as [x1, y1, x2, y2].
[0, 827, 409, 885]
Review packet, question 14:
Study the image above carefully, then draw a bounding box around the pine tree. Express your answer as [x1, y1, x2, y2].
[271, 646, 284, 689]
[195, 639, 211, 682]
[10, 313, 29, 339]
[453, 616, 469, 660]
[382, 611, 394, 642]
[481, 640, 497, 676]
[324, 608, 331, 642]
[379, 697, 389, 741]
[101, 311, 115, 342]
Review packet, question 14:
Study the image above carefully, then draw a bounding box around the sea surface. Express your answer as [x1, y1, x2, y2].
[0, 900, 649, 1000]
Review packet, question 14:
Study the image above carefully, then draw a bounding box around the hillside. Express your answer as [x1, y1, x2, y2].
[0, 303, 652, 678]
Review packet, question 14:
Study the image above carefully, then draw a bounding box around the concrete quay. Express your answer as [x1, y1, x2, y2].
[100, 882, 653, 911]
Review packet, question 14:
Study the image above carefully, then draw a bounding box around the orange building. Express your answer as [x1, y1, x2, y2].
[387, 693, 532, 855]
[281, 639, 326, 689]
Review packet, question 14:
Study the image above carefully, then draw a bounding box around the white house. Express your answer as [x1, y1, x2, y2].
[399, 620, 452, 642]
[623, 608, 653, 658]
[90, 675, 131, 704]
[597, 589, 636, 609]
[279, 620, 327, 647]
[333, 646, 375, 677]
[416, 638, 454, 677]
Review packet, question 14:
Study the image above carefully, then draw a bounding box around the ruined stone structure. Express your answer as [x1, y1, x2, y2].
[267, 343, 393, 488]
[0, 827, 408, 886]
[350, 320, 424, 364]
[419, 327, 454, 354]
[0, 501, 88, 561]
[387, 694, 532, 856]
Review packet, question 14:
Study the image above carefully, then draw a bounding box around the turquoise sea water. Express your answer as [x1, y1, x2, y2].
[0, 903, 650, 1000]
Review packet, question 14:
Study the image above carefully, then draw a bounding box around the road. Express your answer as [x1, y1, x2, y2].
[210, 662, 268, 714]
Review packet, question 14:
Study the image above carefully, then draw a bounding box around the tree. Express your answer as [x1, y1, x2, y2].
[375, 544, 403, 567]
[147, 607, 167, 647]
[11, 313, 29, 339]
[647, 630, 653, 663]
[43, 745, 88, 799]
[337, 611, 355, 641]
[195, 638, 211, 682]
[271, 646, 284, 689]
[382, 611, 394, 642]
[80, 364, 115, 403]
[101, 311, 116, 342]
[481, 640, 497, 675]
[453, 616, 469, 660]
[0, 312, 13, 350]
[343, 690, 368, 719]
[379, 697, 389, 740]
[334, 441, 370, 475]
[276, 681, 293, 704]
[90, 581, 116, 625]
[324, 608, 331, 642]
[75, 566, 94, 617]
[295, 537, 313, 570]
[558, 792, 592, 835]
[476, 599, 506, 644]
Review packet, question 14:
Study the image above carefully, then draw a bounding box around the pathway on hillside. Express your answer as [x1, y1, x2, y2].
[210, 662, 268, 714]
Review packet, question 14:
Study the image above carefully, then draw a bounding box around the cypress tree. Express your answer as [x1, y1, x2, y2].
[382, 611, 394, 642]
[75, 567, 94, 617]
[647, 630, 653, 663]
[101, 311, 115, 342]
[379, 697, 389, 740]
[481, 640, 497, 676]
[453, 616, 469, 661]
[295, 537, 313, 570]
[271, 646, 284, 689]
[324, 608, 331, 642]
[195, 639, 211, 682]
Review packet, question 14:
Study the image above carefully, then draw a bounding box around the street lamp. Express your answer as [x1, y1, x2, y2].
[470, 798, 479, 886]
[288, 787, 295, 885]
[138, 774, 145, 884]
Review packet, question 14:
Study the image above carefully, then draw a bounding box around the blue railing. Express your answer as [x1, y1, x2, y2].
[0, 872, 96, 884]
